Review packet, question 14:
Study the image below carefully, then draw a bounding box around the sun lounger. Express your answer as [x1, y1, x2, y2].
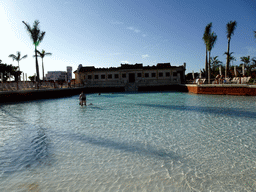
[231, 77, 239, 84]
[224, 78, 231, 84]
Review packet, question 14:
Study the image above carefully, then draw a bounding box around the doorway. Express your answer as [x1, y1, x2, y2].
[129, 73, 135, 83]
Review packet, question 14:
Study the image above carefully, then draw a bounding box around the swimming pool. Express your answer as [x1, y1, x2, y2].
[0, 92, 256, 191]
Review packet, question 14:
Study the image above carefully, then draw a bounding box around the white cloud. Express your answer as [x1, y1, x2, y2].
[121, 60, 129, 64]
[142, 34, 147, 37]
[127, 27, 140, 33]
[142, 54, 149, 58]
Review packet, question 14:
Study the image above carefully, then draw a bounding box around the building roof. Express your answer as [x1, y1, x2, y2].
[74, 63, 185, 73]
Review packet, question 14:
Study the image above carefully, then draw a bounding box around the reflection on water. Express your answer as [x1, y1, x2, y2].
[0, 92, 256, 191]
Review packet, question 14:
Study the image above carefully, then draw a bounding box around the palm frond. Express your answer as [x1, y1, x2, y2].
[207, 32, 217, 51]
[21, 55, 28, 60]
[203, 22, 212, 44]
[8, 54, 16, 60]
[23, 20, 45, 46]
[16, 51, 21, 59]
[37, 49, 52, 58]
[38, 31, 46, 44]
[224, 51, 234, 56]
[226, 21, 237, 39]
[22, 21, 32, 34]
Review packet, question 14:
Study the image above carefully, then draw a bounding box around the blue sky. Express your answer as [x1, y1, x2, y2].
[0, 0, 256, 79]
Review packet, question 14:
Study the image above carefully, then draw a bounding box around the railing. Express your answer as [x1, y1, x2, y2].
[0, 81, 76, 92]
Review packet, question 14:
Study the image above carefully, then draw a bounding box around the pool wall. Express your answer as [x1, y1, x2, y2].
[0, 87, 125, 103]
[186, 84, 256, 96]
[1, 84, 256, 103]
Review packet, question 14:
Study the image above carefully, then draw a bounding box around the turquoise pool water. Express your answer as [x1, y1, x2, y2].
[0, 92, 256, 191]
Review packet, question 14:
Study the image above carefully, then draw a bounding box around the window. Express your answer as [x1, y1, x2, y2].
[145, 73, 149, 78]
[115, 74, 119, 79]
[137, 73, 142, 77]
[151, 73, 156, 77]
[166, 72, 170, 77]
[108, 74, 112, 79]
[88, 75, 92, 79]
[101, 74, 105, 79]
[159, 72, 163, 77]
[173, 72, 177, 76]
[122, 73, 126, 78]
[94, 75, 99, 79]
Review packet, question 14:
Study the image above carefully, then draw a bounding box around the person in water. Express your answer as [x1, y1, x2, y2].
[79, 91, 86, 106]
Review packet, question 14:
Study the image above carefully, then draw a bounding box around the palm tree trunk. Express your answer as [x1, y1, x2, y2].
[18, 61, 20, 81]
[42, 59, 45, 82]
[208, 51, 211, 84]
[225, 39, 230, 78]
[205, 46, 208, 82]
[35, 47, 40, 87]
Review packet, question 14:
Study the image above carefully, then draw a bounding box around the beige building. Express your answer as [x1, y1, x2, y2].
[74, 63, 186, 91]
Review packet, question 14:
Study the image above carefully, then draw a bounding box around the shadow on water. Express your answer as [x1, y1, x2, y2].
[0, 104, 180, 178]
[137, 103, 256, 119]
[0, 107, 53, 177]
[65, 133, 180, 161]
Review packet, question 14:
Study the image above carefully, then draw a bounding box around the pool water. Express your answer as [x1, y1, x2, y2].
[0, 92, 256, 191]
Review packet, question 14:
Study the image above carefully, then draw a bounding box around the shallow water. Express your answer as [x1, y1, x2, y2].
[0, 92, 256, 191]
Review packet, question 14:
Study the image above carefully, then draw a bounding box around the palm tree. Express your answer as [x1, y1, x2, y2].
[37, 49, 52, 81]
[210, 56, 223, 70]
[224, 52, 236, 65]
[207, 32, 217, 83]
[240, 56, 252, 76]
[210, 56, 223, 78]
[225, 21, 237, 78]
[22, 20, 45, 84]
[254, 31, 256, 39]
[8, 51, 27, 71]
[203, 22, 212, 82]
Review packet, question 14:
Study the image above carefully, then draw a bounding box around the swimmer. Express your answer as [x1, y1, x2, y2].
[79, 91, 86, 106]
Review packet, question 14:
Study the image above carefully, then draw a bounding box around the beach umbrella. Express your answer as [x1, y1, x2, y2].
[192, 70, 194, 79]
[234, 66, 237, 76]
[219, 66, 222, 76]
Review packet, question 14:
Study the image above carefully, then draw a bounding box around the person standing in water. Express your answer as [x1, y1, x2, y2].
[79, 91, 86, 106]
